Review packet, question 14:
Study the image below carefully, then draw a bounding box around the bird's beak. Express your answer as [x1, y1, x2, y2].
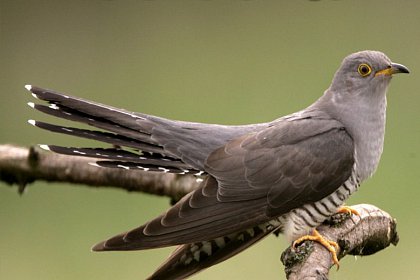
[375, 63, 410, 77]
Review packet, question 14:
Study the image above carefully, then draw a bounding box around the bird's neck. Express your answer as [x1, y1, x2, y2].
[350, 98, 386, 181]
[314, 89, 388, 182]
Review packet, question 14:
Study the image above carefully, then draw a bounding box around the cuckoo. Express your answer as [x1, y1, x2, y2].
[26, 50, 409, 279]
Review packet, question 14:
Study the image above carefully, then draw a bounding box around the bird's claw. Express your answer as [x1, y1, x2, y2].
[337, 205, 360, 216]
[292, 229, 340, 269]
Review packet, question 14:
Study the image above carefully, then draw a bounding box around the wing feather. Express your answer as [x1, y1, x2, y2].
[94, 117, 354, 251]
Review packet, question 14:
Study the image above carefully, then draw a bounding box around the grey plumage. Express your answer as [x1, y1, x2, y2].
[26, 50, 409, 279]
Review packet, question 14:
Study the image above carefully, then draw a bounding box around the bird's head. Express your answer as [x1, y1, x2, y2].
[312, 50, 409, 131]
[329, 50, 409, 97]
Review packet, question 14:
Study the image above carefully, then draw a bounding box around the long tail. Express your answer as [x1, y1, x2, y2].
[26, 85, 261, 174]
[148, 221, 281, 280]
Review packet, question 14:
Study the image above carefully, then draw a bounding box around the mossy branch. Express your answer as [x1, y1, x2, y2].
[281, 204, 398, 279]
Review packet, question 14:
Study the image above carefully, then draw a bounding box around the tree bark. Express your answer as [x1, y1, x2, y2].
[281, 204, 398, 279]
[0, 144, 200, 199]
[0, 144, 399, 279]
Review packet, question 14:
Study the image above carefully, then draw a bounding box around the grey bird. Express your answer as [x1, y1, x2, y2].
[26, 50, 409, 279]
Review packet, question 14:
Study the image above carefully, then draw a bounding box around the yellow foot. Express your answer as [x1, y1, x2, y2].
[337, 205, 360, 216]
[293, 229, 340, 269]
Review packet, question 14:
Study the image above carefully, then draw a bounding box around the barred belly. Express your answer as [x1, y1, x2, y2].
[282, 171, 360, 242]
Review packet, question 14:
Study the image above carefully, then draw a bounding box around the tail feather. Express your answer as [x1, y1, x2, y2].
[95, 161, 200, 174]
[26, 85, 269, 171]
[28, 85, 149, 133]
[40, 145, 199, 174]
[30, 120, 166, 154]
[29, 101, 159, 146]
[26, 85, 253, 171]
[147, 222, 281, 280]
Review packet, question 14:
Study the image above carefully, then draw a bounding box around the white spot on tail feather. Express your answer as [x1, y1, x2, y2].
[246, 228, 255, 237]
[28, 119, 36, 126]
[193, 250, 200, 262]
[117, 164, 130, 170]
[158, 167, 170, 173]
[39, 144, 50, 151]
[190, 244, 199, 252]
[201, 242, 212, 256]
[24, 85, 32, 91]
[183, 256, 193, 265]
[49, 103, 60, 110]
[214, 237, 225, 248]
[27, 102, 35, 108]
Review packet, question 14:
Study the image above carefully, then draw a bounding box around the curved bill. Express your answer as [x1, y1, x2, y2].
[376, 63, 410, 76]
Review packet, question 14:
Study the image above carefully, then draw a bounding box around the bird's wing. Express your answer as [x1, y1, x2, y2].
[208, 117, 355, 217]
[94, 117, 355, 251]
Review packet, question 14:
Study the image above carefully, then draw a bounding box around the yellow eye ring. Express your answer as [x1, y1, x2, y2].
[357, 63, 372, 77]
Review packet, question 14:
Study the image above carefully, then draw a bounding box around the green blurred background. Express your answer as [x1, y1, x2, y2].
[1, 1, 419, 279]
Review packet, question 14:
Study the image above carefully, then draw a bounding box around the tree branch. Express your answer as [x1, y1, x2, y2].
[0, 144, 200, 199]
[0, 144, 399, 279]
[281, 204, 398, 279]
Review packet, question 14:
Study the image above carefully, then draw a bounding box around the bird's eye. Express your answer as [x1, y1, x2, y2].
[357, 63, 372, 77]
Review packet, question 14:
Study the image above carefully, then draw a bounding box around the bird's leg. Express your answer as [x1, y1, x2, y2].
[292, 229, 340, 269]
[291, 207, 360, 269]
[337, 205, 360, 216]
